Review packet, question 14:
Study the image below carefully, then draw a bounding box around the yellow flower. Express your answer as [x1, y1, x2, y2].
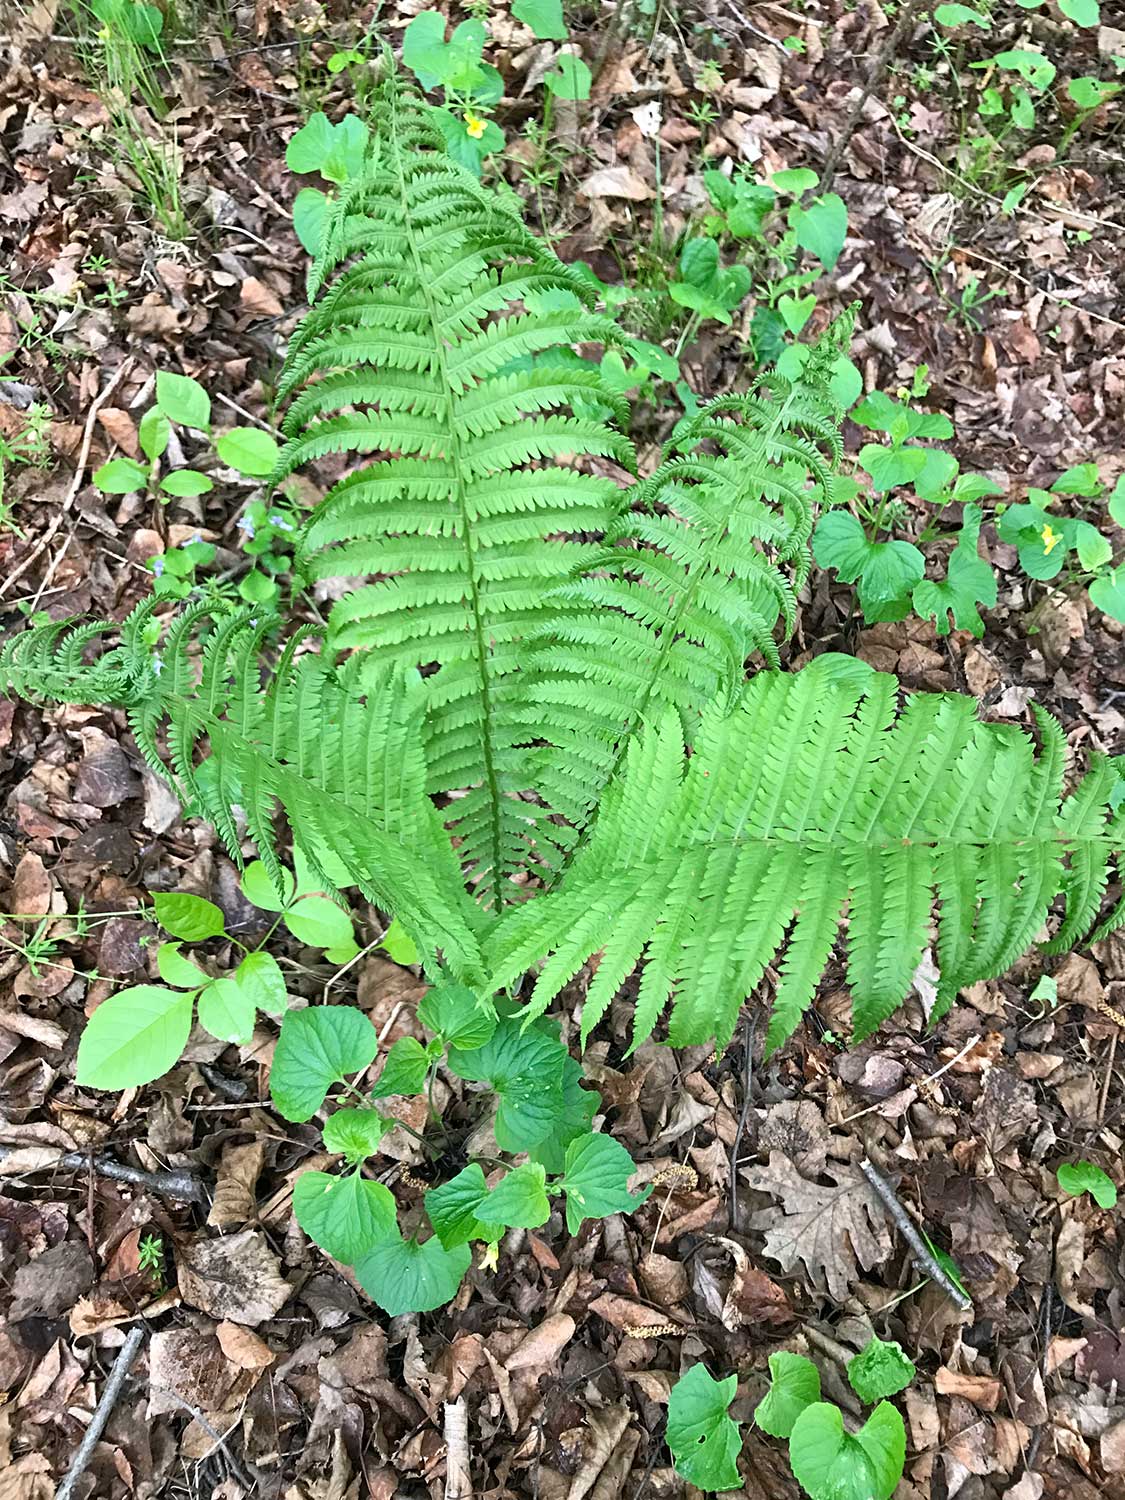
[1041, 523, 1061, 555]
[479, 1240, 499, 1273]
[463, 111, 487, 140]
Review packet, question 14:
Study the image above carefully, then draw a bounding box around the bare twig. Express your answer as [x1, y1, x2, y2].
[444, 1397, 472, 1500]
[729, 1014, 758, 1233]
[0, 1145, 209, 1204]
[860, 1156, 972, 1312]
[55, 1325, 147, 1500]
[818, 0, 925, 193]
[0, 358, 136, 599]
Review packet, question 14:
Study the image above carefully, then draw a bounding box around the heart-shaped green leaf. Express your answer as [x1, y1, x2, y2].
[355, 1234, 471, 1315]
[269, 1006, 378, 1121]
[755, 1351, 821, 1439]
[294, 1168, 398, 1265]
[666, 1364, 742, 1491]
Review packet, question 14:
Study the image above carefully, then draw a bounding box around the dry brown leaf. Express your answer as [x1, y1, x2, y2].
[96, 406, 139, 457]
[507, 1313, 576, 1371]
[240, 276, 284, 318]
[578, 166, 653, 201]
[215, 1320, 274, 1369]
[207, 1139, 267, 1228]
[177, 1229, 291, 1326]
[934, 1367, 1002, 1410]
[8, 853, 52, 917]
[745, 1152, 891, 1302]
[588, 1292, 686, 1335]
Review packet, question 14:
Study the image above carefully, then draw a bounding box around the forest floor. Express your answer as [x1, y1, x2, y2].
[1, 2, 1125, 1498]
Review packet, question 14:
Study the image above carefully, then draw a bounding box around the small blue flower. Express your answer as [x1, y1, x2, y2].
[151, 653, 164, 676]
[267, 513, 295, 532]
[237, 513, 256, 540]
[152, 557, 165, 578]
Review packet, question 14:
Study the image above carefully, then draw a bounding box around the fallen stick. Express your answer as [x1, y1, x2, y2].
[0, 1145, 209, 1205]
[444, 1397, 472, 1500]
[860, 1156, 972, 1312]
[55, 1324, 146, 1500]
[0, 357, 135, 600]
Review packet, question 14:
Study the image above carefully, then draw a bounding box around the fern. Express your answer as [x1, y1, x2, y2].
[0, 602, 484, 980]
[278, 84, 633, 904]
[485, 662, 1125, 1054]
[2, 79, 1123, 1063]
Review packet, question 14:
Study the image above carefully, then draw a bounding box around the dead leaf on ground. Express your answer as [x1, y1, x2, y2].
[177, 1229, 291, 1326]
[745, 1152, 892, 1302]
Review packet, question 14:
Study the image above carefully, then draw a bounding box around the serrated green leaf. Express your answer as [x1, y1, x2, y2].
[159, 469, 214, 497]
[323, 1107, 395, 1164]
[448, 1017, 566, 1152]
[425, 1163, 503, 1249]
[233, 949, 287, 1017]
[156, 371, 211, 431]
[1057, 1160, 1117, 1208]
[380, 917, 418, 965]
[1091, 568, 1125, 623]
[755, 1352, 822, 1439]
[418, 984, 497, 1049]
[1074, 519, 1112, 573]
[240, 860, 294, 912]
[846, 1336, 916, 1403]
[771, 167, 819, 195]
[544, 54, 592, 100]
[1059, 0, 1099, 28]
[788, 193, 847, 270]
[813, 511, 923, 623]
[93, 457, 150, 494]
[530, 1055, 599, 1174]
[269, 1006, 378, 1121]
[156, 941, 207, 989]
[293, 186, 331, 255]
[370, 1035, 429, 1099]
[935, 3, 991, 26]
[286, 112, 337, 173]
[76, 985, 194, 1090]
[483, 1162, 550, 1229]
[1051, 462, 1103, 498]
[138, 407, 170, 462]
[858, 442, 930, 493]
[789, 1401, 905, 1500]
[559, 1132, 651, 1233]
[355, 1234, 471, 1315]
[912, 505, 997, 638]
[666, 1365, 742, 1491]
[294, 1167, 398, 1264]
[153, 892, 226, 942]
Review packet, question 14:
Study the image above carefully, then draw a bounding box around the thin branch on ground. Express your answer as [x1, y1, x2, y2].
[55, 1325, 147, 1500]
[0, 1145, 209, 1204]
[0, 357, 135, 600]
[860, 1155, 972, 1312]
[729, 1013, 758, 1233]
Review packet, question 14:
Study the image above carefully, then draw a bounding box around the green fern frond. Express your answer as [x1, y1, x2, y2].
[0, 602, 484, 980]
[486, 662, 1124, 1054]
[277, 77, 633, 904]
[515, 371, 845, 844]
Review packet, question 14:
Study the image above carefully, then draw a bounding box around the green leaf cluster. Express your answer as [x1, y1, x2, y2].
[271, 992, 649, 1315]
[77, 893, 289, 1089]
[670, 1341, 913, 1495]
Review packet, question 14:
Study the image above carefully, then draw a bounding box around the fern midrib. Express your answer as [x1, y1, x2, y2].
[546, 384, 803, 891]
[390, 99, 507, 911]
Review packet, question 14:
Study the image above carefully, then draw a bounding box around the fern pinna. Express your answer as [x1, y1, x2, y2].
[2, 78, 1123, 1062]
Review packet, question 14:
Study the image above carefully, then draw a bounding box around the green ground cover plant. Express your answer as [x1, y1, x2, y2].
[668, 1340, 915, 1495]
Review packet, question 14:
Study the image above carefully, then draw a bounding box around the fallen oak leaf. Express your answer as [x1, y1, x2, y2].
[745, 1152, 891, 1302]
